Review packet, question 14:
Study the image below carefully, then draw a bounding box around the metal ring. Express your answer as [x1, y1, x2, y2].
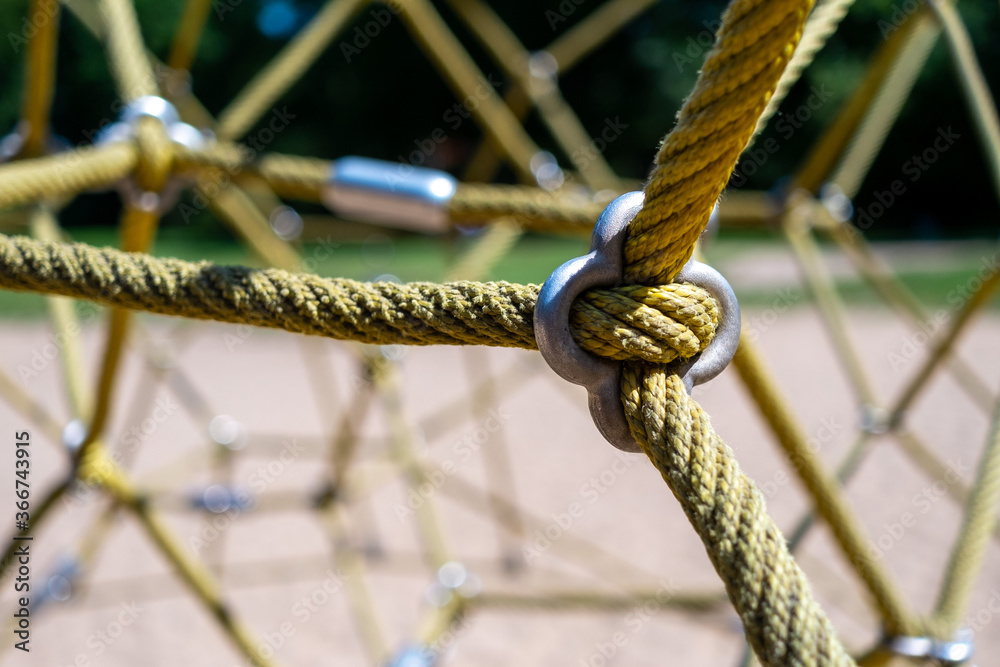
[673, 256, 742, 392]
[534, 191, 741, 452]
[94, 96, 211, 213]
[883, 632, 974, 664]
[120, 95, 181, 128]
[98, 96, 209, 151]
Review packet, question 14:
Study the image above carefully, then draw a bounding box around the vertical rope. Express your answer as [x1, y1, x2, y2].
[622, 367, 855, 666]
[624, 0, 817, 285]
[21, 0, 61, 157]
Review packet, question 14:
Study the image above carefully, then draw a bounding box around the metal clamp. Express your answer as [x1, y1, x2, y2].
[0, 121, 71, 163]
[191, 484, 254, 514]
[323, 156, 457, 233]
[883, 631, 974, 664]
[425, 561, 481, 607]
[98, 95, 211, 149]
[534, 191, 741, 453]
[97, 96, 213, 213]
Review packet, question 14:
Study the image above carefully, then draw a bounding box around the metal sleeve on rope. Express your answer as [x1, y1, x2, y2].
[322, 156, 457, 233]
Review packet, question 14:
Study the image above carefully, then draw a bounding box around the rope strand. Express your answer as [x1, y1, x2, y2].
[0, 231, 717, 365]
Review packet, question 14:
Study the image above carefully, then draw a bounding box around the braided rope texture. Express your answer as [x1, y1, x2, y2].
[0, 232, 717, 365]
[0, 143, 137, 210]
[622, 366, 854, 666]
[615, 0, 860, 661]
[626, 0, 816, 284]
[447, 183, 604, 235]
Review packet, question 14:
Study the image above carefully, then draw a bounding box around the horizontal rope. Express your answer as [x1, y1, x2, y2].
[173, 145, 606, 233]
[172, 144, 330, 203]
[0, 232, 717, 365]
[448, 183, 604, 235]
[0, 142, 138, 211]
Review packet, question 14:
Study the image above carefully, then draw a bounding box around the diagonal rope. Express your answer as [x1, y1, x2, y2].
[621, 367, 855, 666]
[215, 0, 367, 140]
[625, 0, 818, 285]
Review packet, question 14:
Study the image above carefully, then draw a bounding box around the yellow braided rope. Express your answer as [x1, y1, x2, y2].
[0, 231, 718, 365]
[20, 0, 61, 158]
[626, 0, 816, 284]
[622, 367, 855, 666]
[0, 142, 138, 209]
[611, 0, 868, 663]
[97, 0, 158, 101]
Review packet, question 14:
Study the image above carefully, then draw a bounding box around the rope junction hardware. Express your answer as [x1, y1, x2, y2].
[535, 191, 740, 452]
[882, 632, 975, 665]
[322, 156, 458, 233]
[95, 95, 212, 214]
[0, 0, 998, 664]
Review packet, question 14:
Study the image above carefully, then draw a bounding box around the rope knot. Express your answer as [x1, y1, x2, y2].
[134, 114, 175, 193]
[570, 283, 719, 364]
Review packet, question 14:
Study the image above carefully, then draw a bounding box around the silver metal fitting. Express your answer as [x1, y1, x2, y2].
[31, 555, 80, 611]
[323, 156, 457, 233]
[191, 484, 253, 513]
[883, 631, 974, 664]
[527, 51, 559, 82]
[534, 191, 741, 452]
[859, 404, 890, 435]
[0, 121, 72, 162]
[208, 414, 246, 450]
[530, 151, 565, 191]
[385, 644, 436, 667]
[425, 561, 481, 607]
[0, 126, 26, 162]
[97, 96, 211, 150]
[62, 419, 88, 454]
[819, 182, 854, 223]
[97, 96, 213, 213]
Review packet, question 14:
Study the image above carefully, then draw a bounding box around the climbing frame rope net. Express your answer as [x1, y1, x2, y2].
[0, 0, 999, 665]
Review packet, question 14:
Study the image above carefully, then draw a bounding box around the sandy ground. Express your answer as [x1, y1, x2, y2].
[1, 289, 1000, 666]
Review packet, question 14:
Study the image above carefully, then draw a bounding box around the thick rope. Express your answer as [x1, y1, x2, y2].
[0, 142, 138, 210]
[172, 145, 607, 233]
[133, 116, 175, 194]
[166, 0, 214, 74]
[753, 0, 857, 138]
[0, 232, 718, 366]
[731, 339, 919, 637]
[626, 0, 817, 284]
[448, 183, 603, 235]
[20, 0, 61, 158]
[622, 367, 853, 666]
[173, 144, 332, 204]
[613, 0, 864, 663]
[97, 0, 158, 102]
